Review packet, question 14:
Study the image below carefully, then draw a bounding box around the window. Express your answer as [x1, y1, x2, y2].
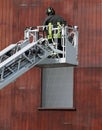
[41, 67, 74, 109]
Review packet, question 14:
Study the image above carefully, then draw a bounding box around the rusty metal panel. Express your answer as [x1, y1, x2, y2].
[73, 68, 102, 130]
[0, 1, 14, 128]
[75, 0, 102, 67]
[0, 0, 13, 50]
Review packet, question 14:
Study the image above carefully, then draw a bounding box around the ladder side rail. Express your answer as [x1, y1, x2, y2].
[0, 51, 51, 89]
[19, 39, 29, 49]
[0, 38, 44, 69]
[0, 40, 28, 63]
[0, 44, 17, 57]
[0, 44, 18, 62]
[0, 39, 53, 88]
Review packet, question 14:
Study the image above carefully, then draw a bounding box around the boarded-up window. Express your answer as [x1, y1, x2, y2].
[41, 67, 74, 109]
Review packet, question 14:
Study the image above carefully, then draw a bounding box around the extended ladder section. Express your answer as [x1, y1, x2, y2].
[0, 25, 78, 89]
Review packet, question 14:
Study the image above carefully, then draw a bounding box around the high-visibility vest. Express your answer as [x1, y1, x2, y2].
[53, 22, 61, 39]
[48, 23, 53, 39]
[47, 22, 61, 40]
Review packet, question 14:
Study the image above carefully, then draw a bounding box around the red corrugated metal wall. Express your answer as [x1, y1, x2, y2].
[0, 0, 102, 130]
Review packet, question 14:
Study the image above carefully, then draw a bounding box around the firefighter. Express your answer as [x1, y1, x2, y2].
[43, 7, 66, 27]
[43, 7, 66, 54]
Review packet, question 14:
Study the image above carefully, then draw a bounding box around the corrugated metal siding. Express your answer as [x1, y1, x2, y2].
[0, 1, 13, 129]
[0, 0, 13, 50]
[76, 0, 102, 67]
[74, 68, 102, 130]
[0, 0, 102, 130]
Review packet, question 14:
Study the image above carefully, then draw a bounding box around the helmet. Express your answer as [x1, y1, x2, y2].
[46, 7, 55, 15]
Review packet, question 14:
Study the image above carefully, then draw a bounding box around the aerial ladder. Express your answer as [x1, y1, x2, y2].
[0, 25, 78, 89]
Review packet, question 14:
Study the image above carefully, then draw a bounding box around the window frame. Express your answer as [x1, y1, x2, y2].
[39, 67, 76, 110]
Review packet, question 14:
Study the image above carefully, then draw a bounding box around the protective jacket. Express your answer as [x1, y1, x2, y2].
[43, 14, 66, 51]
[43, 14, 66, 27]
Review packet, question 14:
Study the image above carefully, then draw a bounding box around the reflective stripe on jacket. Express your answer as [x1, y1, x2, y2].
[48, 22, 61, 39]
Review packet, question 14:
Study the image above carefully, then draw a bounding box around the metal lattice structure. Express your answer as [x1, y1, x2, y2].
[0, 25, 78, 89]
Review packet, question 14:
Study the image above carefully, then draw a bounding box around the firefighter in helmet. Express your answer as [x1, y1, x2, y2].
[43, 7, 66, 27]
[43, 7, 66, 54]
